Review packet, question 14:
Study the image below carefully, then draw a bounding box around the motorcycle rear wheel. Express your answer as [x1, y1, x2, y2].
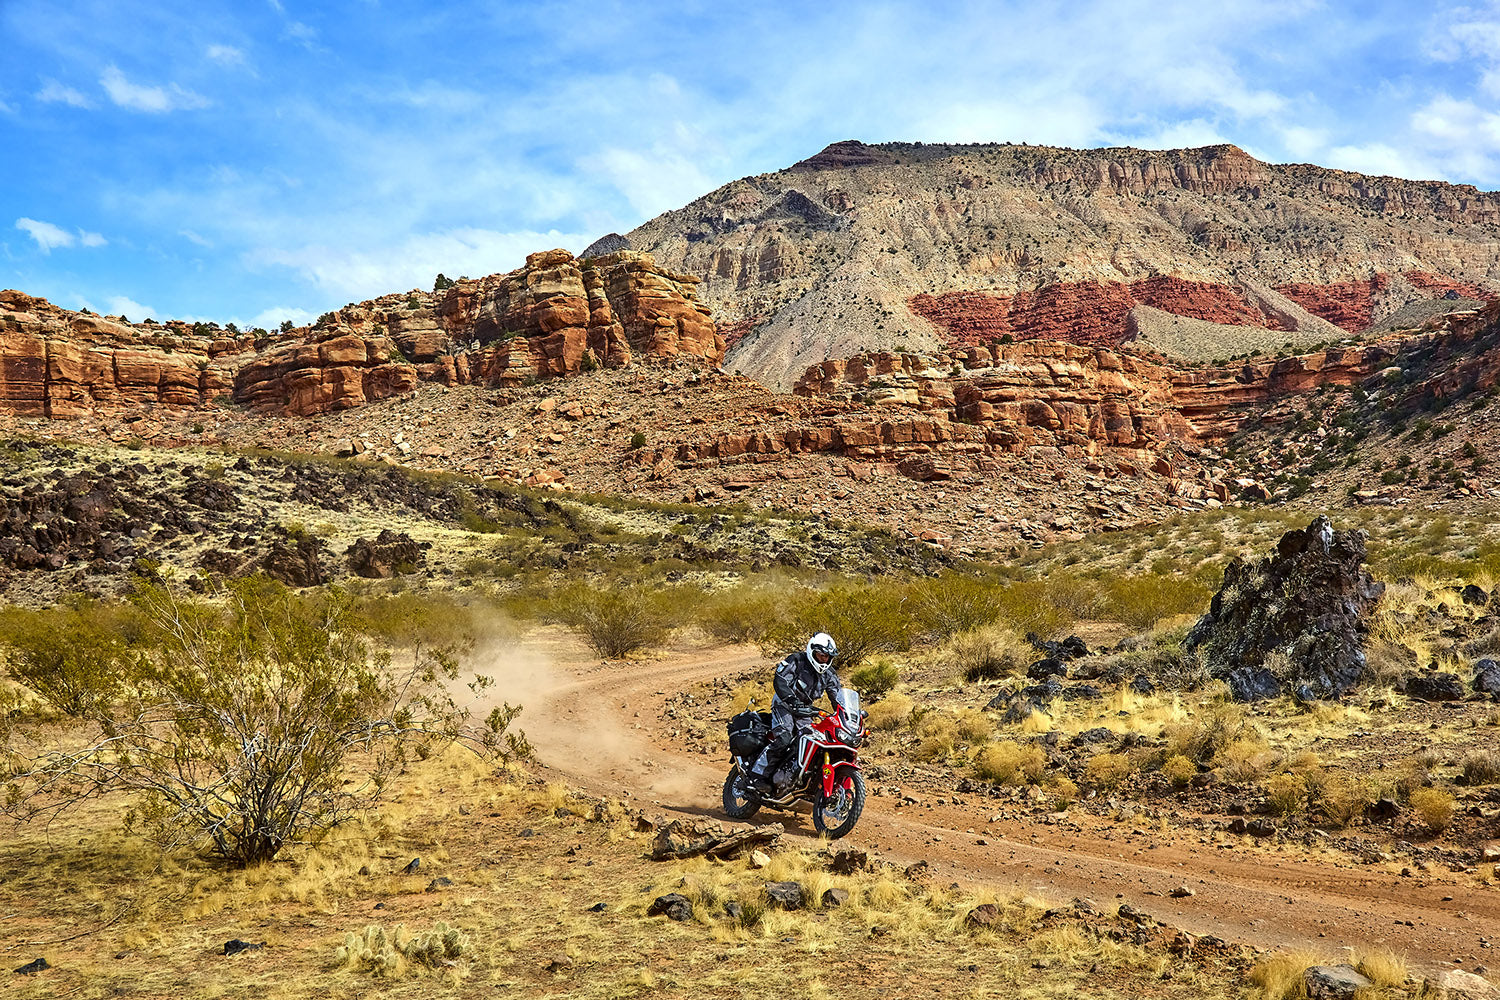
[722, 768, 761, 821]
[813, 771, 865, 839]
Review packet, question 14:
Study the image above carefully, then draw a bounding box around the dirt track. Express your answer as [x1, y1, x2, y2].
[487, 629, 1499, 974]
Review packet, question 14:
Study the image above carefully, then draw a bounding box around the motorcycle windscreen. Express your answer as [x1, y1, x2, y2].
[836, 688, 860, 729]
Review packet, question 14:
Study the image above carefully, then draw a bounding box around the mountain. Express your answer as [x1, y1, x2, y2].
[626, 140, 1500, 387]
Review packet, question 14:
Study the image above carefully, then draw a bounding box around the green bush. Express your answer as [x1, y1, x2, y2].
[1098, 574, 1212, 632]
[550, 583, 682, 658]
[758, 582, 915, 671]
[694, 585, 782, 645]
[947, 624, 1030, 681]
[0, 596, 144, 716]
[906, 572, 1006, 641]
[849, 656, 900, 697]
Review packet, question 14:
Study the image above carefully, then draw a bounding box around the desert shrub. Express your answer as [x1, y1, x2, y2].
[865, 692, 914, 730]
[1354, 949, 1407, 991]
[914, 713, 959, 761]
[954, 708, 993, 743]
[1163, 703, 1256, 765]
[0, 596, 145, 716]
[849, 656, 900, 698]
[1098, 574, 1213, 632]
[991, 580, 1076, 637]
[948, 624, 1030, 681]
[695, 585, 783, 645]
[1264, 772, 1308, 817]
[759, 582, 915, 671]
[550, 583, 682, 658]
[1410, 787, 1456, 832]
[336, 921, 472, 978]
[4, 579, 523, 866]
[973, 740, 1046, 785]
[1313, 773, 1374, 828]
[1461, 749, 1500, 786]
[906, 572, 1006, 641]
[1048, 774, 1079, 807]
[1083, 753, 1134, 791]
[1162, 754, 1197, 788]
[1248, 950, 1325, 1000]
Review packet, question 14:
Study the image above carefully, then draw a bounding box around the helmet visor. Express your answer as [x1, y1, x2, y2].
[812, 648, 833, 665]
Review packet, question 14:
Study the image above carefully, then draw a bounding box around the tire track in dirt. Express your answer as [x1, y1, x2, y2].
[476, 631, 1499, 973]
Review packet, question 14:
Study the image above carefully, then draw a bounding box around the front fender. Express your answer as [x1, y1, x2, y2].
[820, 756, 861, 798]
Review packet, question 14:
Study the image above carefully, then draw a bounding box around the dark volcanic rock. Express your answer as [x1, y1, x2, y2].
[1405, 672, 1466, 701]
[1185, 516, 1385, 701]
[1473, 658, 1500, 699]
[345, 529, 425, 578]
[646, 893, 693, 922]
[259, 536, 328, 587]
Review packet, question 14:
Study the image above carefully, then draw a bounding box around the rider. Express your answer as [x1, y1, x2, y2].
[747, 632, 843, 794]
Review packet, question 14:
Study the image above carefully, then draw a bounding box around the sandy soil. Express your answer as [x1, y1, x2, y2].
[469, 628, 1499, 975]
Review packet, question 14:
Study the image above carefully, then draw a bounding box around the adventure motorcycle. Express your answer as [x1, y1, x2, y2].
[721, 688, 867, 838]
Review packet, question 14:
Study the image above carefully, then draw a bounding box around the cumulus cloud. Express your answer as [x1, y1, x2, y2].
[254, 227, 592, 301]
[36, 78, 93, 108]
[100, 65, 210, 113]
[248, 306, 316, 329]
[106, 296, 156, 320]
[15, 218, 106, 252]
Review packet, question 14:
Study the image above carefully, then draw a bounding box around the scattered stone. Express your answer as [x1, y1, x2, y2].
[965, 903, 1002, 928]
[1463, 585, 1491, 606]
[828, 848, 870, 874]
[545, 955, 574, 972]
[401, 857, 421, 874]
[651, 819, 783, 860]
[1304, 965, 1373, 1000]
[647, 893, 694, 922]
[1128, 675, 1156, 695]
[1473, 660, 1500, 699]
[1169, 885, 1195, 898]
[821, 888, 850, 908]
[345, 529, 425, 578]
[764, 882, 805, 911]
[425, 877, 454, 892]
[223, 939, 264, 957]
[749, 850, 771, 869]
[1246, 818, 1278, 838]
[1428, 969, 1500, 1000]
[14, 958, 49, 975]
[587, 902, 607, 912]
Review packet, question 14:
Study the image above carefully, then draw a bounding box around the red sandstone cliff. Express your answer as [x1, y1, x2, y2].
[0, 250, 723, 419]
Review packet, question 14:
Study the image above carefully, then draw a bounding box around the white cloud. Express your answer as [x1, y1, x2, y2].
[15, 218, 107, 252]
[106, 296, 156, 320]
[16, 218, 74, 252]
[249, 306, 316, 329]
[587, 147, 717, 220]
[0, 97, 14, 115]
[254, 227, 592, 301]
[180, 229, 213, 247]
[205, 44, 245, 66]
[36, 78, 93, 108]
[1324, 142, 1436, 180]
[100, 65, 210, 113]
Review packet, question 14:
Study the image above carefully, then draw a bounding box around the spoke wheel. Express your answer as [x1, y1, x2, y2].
[812, 770, 865, 839]
[722, 768, 761, 821]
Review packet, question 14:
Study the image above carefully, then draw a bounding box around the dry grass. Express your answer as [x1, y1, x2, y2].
[1410, 786, 1457, 833]
[972, 740, 1046, 785]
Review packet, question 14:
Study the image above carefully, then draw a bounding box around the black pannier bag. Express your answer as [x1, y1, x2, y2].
[727, 710, 772, 757]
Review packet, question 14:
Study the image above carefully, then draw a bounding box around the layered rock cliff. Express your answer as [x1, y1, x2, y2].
[0, 250, 723, 419]
[627, 140, 1500, 387]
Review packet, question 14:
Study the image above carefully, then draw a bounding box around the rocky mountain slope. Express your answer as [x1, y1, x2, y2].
[625, 141, 1500, 387]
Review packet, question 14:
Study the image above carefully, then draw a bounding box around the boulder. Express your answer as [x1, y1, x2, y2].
[646, 893, 693, 922]
[345, 529, 425, 578]
[1304, 965, 1374, 1000]
[1427, 970, 1500, 1000]
[1473, 659, 1500, 699]
[1405, 672, 1466, 701]
[764, 881, 805, 910]
[258, 536, 328, 587]
[1185, 516, 1385, 701]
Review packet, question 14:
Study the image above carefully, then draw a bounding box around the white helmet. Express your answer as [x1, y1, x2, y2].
[806, 632, 838, 673]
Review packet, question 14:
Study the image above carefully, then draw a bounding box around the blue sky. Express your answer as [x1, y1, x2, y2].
[4, 0, 1500, 329]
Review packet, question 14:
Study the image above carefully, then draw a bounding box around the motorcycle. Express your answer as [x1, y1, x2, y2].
[721, 688, 867, 839]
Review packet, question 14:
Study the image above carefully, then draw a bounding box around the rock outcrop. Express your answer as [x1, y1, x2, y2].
[0, 290, 247, 418]
[0, 250, 723, 419]
[1184, 516, 1386, 701]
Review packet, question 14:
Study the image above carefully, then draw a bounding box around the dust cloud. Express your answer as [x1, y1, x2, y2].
[449, 616, 717, 807]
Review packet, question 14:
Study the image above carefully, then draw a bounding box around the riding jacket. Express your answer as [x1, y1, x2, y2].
[772, 651, 843, 719]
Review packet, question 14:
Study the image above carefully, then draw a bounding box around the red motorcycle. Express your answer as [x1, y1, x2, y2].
[722, 689, 867, 839]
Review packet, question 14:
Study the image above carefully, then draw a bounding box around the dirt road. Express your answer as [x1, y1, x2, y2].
[486, 630, 1498, 974]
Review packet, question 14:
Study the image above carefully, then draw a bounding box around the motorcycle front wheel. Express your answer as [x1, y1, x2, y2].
[812, 770, 865, 839]
[722, 767, 761, 821]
